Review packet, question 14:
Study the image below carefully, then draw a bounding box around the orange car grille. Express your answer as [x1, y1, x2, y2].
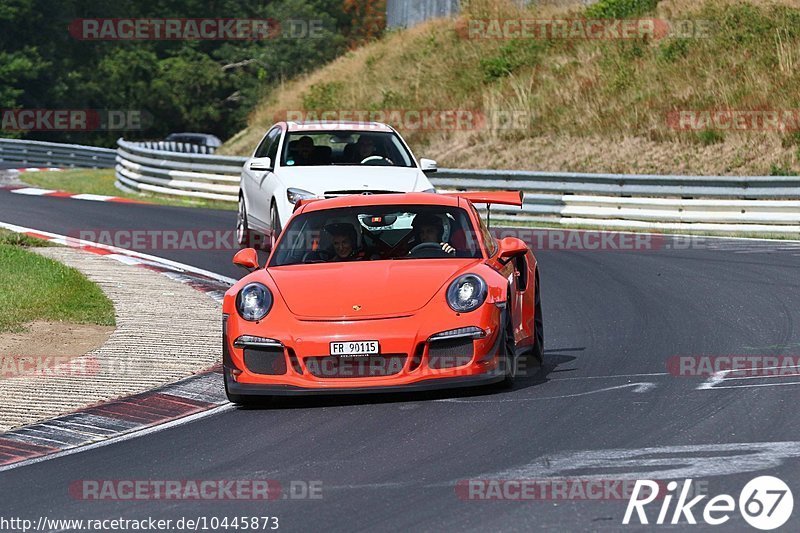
[427, 337, 474, 369]
[244, 346, 287, 375]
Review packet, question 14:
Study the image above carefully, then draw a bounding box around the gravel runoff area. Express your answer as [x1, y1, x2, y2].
[0, 246, 220, 431]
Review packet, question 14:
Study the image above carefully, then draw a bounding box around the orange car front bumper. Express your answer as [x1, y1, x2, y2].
[223, 303, 507, 395]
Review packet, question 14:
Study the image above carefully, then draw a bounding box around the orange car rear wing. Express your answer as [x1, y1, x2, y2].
[442, 191, 524, 207]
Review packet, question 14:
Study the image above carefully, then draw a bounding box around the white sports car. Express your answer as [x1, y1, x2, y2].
[237, 121, 438, 249]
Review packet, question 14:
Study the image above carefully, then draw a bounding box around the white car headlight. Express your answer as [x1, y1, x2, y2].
[446, 274, 487, 313]
[286, 188, 315, 204]
[236, 283, 273, 321]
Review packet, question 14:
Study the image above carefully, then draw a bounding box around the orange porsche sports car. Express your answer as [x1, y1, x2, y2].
[222, 191, 543, 403]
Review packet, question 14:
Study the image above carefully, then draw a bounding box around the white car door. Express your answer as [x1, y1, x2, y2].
[258, 126, 285, 232]
[242, 126, 281, 228]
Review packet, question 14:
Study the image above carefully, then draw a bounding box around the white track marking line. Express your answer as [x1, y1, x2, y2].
[6, 187, 127, 203]
[72, 193, 116, 202]
[718, 368, 800, 382]
[10, 187, 54, 196]
[549, 372, 669, 381]
[16, 168, 61, 173]
[435, 382, 657, 403]
[697, 365, 800, 390]
[706, 381, 800, 390]
[105, 253, 142, 265]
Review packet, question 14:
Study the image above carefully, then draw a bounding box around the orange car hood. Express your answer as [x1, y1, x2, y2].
[267, 259, 480, 319]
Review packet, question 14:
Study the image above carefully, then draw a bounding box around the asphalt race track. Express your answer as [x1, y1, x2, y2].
[2, 187, 800, 531]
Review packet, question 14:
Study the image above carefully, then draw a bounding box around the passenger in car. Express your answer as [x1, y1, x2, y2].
[327, 224, 366, 262]
[294, 136, 318, 165]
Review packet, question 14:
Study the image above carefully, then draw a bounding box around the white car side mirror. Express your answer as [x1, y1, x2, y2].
[249, 157, 272, 172]
[420, 158, 438, 174]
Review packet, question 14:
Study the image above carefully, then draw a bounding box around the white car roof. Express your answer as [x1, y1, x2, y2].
[285, 121, 394, 133]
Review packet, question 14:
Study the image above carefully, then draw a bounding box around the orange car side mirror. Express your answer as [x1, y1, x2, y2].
[233, 248, 259, 271]
[497, 237, 528, 263]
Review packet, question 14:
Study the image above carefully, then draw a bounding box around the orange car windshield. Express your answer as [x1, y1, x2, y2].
[270, 205, 483, 266]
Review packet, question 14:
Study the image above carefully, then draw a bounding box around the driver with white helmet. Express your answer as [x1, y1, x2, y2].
[410, 213, 455, 255]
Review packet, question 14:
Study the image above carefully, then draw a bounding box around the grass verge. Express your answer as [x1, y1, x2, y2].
[0, 231, 116, 333]
[0, 230, 54, 247]
[22, 169, 237, 211]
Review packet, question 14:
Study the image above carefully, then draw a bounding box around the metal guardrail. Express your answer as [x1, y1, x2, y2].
[433, 169, 800, 199]
[114, 138, 244, 202]
[0, 138, 116, 169]
[5, 137, 795, 234]
[113, 139, 800, 233]
[432, 169, 800, 233]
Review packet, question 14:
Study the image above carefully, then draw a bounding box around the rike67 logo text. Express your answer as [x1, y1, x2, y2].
[624, 476, 793, 530]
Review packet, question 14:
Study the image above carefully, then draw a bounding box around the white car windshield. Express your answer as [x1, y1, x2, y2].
[269, 205, 482, 266]
[281, 131, 415, 168]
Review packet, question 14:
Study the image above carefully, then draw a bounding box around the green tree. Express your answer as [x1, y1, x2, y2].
[0, 0, 354, 145]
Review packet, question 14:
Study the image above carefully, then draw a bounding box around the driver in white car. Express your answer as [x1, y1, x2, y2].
[355, 135, 377, 160]
[410, 213, 455, 255]
[348, 134, 393, 165]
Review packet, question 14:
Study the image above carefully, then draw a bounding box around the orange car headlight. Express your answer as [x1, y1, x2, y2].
[446, 274, 487, 313]
[236, 283, 273, 321]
